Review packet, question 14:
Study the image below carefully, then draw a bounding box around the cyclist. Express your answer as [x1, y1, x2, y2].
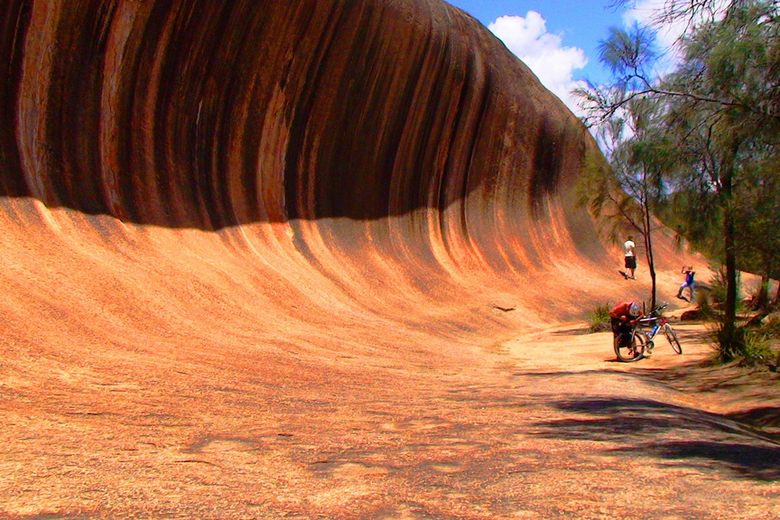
[610, 301, 642, 352]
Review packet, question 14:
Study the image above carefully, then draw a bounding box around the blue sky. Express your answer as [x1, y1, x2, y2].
[447, 0, 624, 82]
[444, 0, 673, 114]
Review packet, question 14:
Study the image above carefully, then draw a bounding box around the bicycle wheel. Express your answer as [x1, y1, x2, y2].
[663, 323, 682, 354]
[615, 330, 646, 362]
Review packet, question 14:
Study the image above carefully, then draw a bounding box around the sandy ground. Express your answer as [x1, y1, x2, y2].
[2, 312, 778, 519]
[0, 199, 777, 520]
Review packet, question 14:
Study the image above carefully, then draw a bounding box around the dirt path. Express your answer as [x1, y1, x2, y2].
[2, 319, 779, 518]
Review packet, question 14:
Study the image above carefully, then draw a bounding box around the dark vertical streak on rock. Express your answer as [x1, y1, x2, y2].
[438, 48, 483, 254]
[284, 2, 344, 223]
[152, 1, 191, 227]
[31, 2, 113, 213]
[530, 115, 563, 216]
[0, 0, 601, 255]
[127, 1, 168, 224]
[223, 3, 280, 226]
[68, 2, 117, 215]
[183, 1, 232, 231]
[406, 32, 449, 218]
[460, 65, 493, 243]
[0, 1, 31, 197]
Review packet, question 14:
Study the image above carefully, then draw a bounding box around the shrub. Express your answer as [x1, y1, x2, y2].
[588, 303, 612, 333]
[697, 290, 715, 318]
[709, 264, 743, 312]
[714, 324, 773, 366]
[740, 330, 773, 366]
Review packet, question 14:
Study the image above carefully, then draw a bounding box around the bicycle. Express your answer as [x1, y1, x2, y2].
[614, 303, 682, 362]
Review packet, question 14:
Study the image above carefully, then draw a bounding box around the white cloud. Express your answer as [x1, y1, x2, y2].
[488, 12, 588, 115]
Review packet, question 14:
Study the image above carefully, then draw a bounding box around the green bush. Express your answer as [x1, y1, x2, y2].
[697, 290, 715, 318]
[741, 330, 773, 365]
[714, 324, 773, 366]
[709, 265, 743, 312]
[588, 303, 612, 333]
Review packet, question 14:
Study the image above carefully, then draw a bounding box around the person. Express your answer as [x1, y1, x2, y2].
[623, 236, 637, 279]
[677, 265, 696, 302]
[610, 300, 642, 351]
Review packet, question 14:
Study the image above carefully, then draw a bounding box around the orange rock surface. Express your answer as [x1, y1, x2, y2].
[1, 1, 777, 518]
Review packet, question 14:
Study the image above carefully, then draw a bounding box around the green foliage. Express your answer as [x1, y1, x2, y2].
[576, 148, 636, 245]
[711, 311, 779, 366]
[576, 150, 612, 217]
[588, 303, 612, 333]
[698, 297, 714, 320]
[598, 23, 658, 81]
[733, 154, 780, 280]
[579, 0, 780, 355]
[655, 191, 723, 260]
[713, 323, 773, 365]
[739, 330, 773, 365]
[709, 264, 742, 310]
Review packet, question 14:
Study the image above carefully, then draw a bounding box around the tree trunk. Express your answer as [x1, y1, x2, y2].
[724, 216, 738, 343]
[643, 205, 657, 310]
[721, 145, 739, 352]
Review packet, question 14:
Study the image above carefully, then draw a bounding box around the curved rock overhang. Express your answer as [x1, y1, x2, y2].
[0, 0, 626, 351]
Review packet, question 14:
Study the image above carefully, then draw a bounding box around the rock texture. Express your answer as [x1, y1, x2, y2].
[0, 0, 646, 351]
[3, 1, 600, 249]
[5, 1, 769, 519]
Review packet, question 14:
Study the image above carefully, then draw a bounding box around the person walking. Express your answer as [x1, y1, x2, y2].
[677, 265, 696, 302]
[623, 236, 637, 279]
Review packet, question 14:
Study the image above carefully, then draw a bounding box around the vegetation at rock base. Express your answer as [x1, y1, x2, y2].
[713, 316, 779, 366]
[587, 303, 613, 332]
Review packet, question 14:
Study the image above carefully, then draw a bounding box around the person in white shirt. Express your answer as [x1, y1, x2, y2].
[623, 236, 636, 279]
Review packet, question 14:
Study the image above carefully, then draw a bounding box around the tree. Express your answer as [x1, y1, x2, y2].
[733, 149, 780, 306]
[577, 96, 674, 309]
[577, 0, 780, 358]
[595, 0, 780, 126]
[663, 1, 779, 350]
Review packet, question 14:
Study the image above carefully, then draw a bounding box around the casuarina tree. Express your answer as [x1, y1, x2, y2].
[577, 0, 780, 359]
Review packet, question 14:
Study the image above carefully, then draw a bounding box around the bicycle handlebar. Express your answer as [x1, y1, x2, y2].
[650, 303, 669, 316]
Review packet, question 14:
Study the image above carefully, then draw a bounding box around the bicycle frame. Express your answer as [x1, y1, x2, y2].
[637, 316, 664, 341]
[632, 303, 682, 356]
[637, 315, 666, 342]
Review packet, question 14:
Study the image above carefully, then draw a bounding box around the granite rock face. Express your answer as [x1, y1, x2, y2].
[2, 0, 596, 227]
[0, 0, 616, 352]
[0, 0, 626, 349]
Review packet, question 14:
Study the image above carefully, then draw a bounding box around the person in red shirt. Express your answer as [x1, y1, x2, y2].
[610, 301, 641, 348]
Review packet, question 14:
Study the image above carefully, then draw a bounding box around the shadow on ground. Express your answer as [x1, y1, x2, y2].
[532, 397, 780, 482]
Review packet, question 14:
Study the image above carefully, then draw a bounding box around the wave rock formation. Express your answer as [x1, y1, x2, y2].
[0, 1, 692, 514]
[1, 0, 613, 337]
